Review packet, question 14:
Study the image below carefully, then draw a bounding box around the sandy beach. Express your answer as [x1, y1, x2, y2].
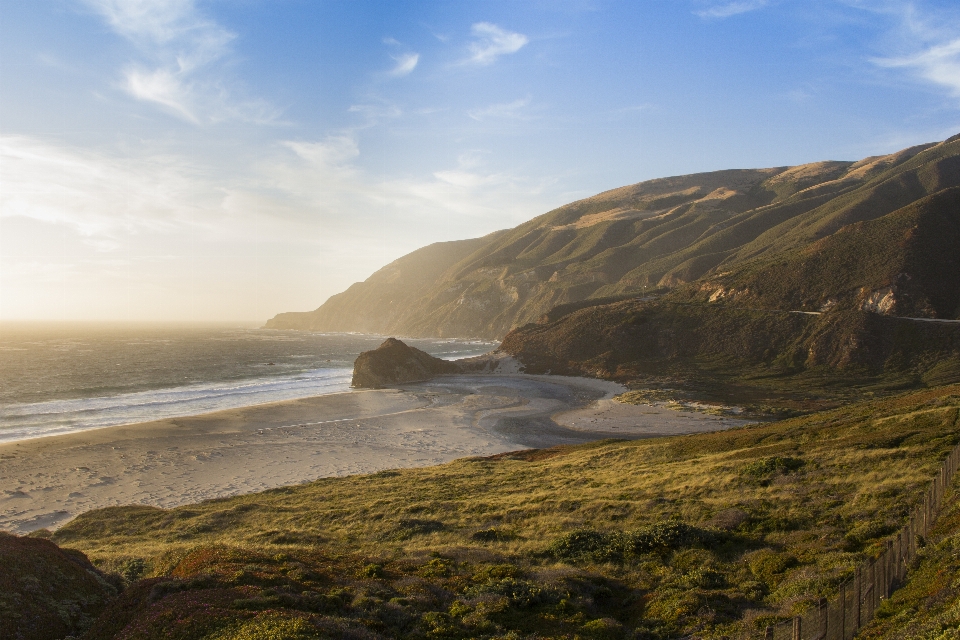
[0, 374, 753, 534]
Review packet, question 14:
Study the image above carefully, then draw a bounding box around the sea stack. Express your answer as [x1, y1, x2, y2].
[351, 338, 460, 388]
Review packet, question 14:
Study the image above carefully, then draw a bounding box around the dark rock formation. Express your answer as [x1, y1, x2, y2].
[0, 531, 118, 640]
[352, 338, 461, 388]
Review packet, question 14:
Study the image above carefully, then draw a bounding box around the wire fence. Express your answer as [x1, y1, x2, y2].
[732, 441, 960, 640]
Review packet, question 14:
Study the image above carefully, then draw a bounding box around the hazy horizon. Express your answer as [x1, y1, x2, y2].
[3, 0, 960, 322]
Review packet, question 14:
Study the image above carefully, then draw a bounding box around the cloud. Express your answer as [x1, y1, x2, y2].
[0, 133, 567, 320]
[467, 97, 531, 121]
[876, 38, 960, 96]
[267, 133, 561, 239]
[0, 135, 220, 239]
[124, 67, 198, 122]
[695, 0, 769, 19]
[81, 0, 274, 123]
[389, 52, 420, 77]
[284, 137, 360, 167]
[465, 23, 528, 65]
[866, 4, 960, 100]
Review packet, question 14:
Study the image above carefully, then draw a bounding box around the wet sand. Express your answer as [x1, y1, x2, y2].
[0, 374, 752, 534]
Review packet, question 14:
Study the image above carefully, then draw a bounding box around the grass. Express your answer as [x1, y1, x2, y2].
[855, 473, 960, 639]
[47, 384, 960, 638]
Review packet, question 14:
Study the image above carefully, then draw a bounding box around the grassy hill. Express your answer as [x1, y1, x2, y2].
[265, 136, 960, 340]
[38, 384, 960, 638]
[497, 178, 960, 407]
[857, 475, 960, 639]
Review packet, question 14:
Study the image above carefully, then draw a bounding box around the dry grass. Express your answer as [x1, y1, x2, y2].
[51, 384, 960, 638]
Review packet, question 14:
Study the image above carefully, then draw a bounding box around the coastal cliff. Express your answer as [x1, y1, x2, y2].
[266, 135, 960, 340]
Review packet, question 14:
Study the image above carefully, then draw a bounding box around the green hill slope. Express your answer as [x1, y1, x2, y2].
[40, 385, 960, 639]
[498, 182, 960, 396]
[265, 136, 960, 339]
[264, 233, 504, 333]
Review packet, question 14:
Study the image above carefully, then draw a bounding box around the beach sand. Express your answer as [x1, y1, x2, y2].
[0, 374, 753, 534]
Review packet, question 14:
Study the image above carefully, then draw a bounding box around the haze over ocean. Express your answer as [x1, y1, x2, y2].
[0, 324, 494, 443]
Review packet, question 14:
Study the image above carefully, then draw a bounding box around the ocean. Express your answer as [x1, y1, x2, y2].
[0, 323, 496, 444]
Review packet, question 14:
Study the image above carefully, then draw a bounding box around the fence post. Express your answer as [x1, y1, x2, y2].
[792, 616, 801, 640]
[840, 581, 846, 640]
[853, 567, 861, 630]
[887, 540, 895, 597]
[878, 547, 886, 605]
[764, 625, 773, 640]
[819, 597, 828, 639]
[898, 531, 905, 581]
[907, 517, 914, 563]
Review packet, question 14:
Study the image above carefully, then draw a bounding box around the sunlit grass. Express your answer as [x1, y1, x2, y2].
[54, 384, 960, 638]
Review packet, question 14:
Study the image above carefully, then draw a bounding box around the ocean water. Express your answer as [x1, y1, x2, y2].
[0, 323, 496, 443]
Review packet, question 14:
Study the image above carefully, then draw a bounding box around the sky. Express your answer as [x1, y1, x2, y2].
[2, 0, 960, 322]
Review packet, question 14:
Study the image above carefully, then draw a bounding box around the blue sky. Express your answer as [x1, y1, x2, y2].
[2, 0, 960, 321]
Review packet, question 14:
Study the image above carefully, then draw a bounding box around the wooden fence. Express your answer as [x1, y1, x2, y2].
[738, 441, 960, 640]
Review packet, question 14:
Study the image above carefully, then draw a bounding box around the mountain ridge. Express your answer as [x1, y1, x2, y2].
[266, 137, 955, 340]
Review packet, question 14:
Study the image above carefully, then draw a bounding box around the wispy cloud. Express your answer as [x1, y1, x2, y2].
[0, 132, 566, 319]
[124, 67, 199, 122]
[695, 0, 769, 19]
[874, 39, 960, 96]
[82, 0, 276, 123]
[467, 97, 531, 121]
[389, 52, 420, 77]
[866, 3, 960, 100]
[382, 37, 420, 77]
[0, 135, 219, 238]
[464, 22, 528, 65]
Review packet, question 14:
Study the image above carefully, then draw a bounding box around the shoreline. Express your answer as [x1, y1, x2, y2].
[0, 373, 754, 535]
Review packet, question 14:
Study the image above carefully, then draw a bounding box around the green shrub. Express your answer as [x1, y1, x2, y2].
[548, 523, 714, 563]
[464, 577, 559, 608]
[748, 550, 799, 585]
[742, 456, 805, 480]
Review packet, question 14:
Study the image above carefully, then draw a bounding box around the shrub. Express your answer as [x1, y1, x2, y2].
[742, 456, 805, 481]
[465, 577, 559, 608]
[471, 527, 514, 542]
[386, 519, 445, 541]
[548, 523, 714, 563]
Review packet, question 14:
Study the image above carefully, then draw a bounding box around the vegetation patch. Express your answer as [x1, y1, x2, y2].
[38, 384, 960, 638]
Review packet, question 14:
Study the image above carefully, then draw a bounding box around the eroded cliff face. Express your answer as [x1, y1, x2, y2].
[266, 137, 960, 340]
[682, 186, 960, 320]
[351, 338, 461, 388]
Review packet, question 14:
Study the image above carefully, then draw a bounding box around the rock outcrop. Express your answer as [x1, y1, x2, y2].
[0, 531, 118, 640]
[351, 338, 461, 388]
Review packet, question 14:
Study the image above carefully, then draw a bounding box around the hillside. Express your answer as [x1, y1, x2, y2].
[265, 233, 503, 334]
[265, 136, 960, 339]
[33, 384, 960, 639]
[495, 176, 960, 406]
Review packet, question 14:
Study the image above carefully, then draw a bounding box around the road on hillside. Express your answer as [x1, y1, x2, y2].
[660, 299, 960, 323]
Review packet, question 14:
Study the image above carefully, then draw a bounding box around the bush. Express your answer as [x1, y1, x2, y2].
[548, 523, 714, 563]
[742, 456, 805, 480]
[465, 577, 559, 608]
[386, 519, 445, 541]
[471, 527, 514, 542]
